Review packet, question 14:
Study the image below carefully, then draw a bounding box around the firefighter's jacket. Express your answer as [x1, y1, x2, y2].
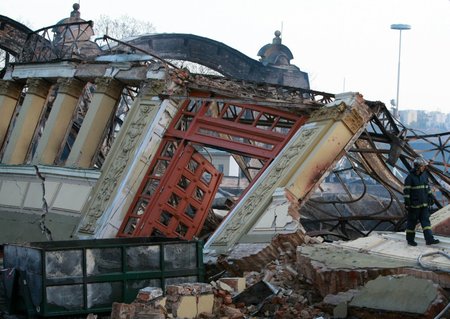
[403, 169, 433, 209]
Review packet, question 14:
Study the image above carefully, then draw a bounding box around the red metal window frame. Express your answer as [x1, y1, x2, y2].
[118, 94, 308, 239]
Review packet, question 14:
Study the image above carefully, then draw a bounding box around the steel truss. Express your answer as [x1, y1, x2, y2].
[301, 102, 450, 240]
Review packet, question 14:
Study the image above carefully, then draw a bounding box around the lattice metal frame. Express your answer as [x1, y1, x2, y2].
[301, 102, 450, 240]
[19, 21, 95, 63]
[118, 94, 308, 239]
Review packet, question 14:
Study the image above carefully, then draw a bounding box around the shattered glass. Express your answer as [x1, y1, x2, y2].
[87, 282, 122, 309]
[164, 243, 197, 270]
[86, 248, 122, 275]
[45, 250, 82, 279]
[126, 245, 160, 271]
[46, 285, 84, 309]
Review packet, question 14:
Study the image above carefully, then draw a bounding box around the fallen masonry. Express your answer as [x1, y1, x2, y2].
[108, 229, 450, 319]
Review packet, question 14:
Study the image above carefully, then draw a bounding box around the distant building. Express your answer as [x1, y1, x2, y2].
[429, 111, 447, 126]
[399, 109, 449, 131]
[202, 148, 239, 177]
[399, 110, 418, 126]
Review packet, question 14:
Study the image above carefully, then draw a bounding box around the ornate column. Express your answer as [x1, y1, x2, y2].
[0, 80, 23, 149]
[32, 78, 85, 165]
[75, 80, 180, 238]
[65, 78, 123, 168]
[2, 78, 51, 164]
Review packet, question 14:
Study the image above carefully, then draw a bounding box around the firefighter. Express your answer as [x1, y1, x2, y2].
[403, 156, 439, 246]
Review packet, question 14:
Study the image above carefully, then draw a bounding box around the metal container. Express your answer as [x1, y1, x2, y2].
[2, 237, 204, 317]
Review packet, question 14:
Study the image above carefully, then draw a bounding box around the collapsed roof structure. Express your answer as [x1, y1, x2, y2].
[1, 3, 450, 317]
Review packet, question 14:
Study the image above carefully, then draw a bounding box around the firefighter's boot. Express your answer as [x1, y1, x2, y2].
[424, 228, 440, 245]
[406, 231, 417, 246]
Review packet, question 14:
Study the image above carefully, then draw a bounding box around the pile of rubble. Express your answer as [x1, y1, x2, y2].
[109, 232, 328, 318]
[110, 231, 450, 319]
[111, 264, 327, 319]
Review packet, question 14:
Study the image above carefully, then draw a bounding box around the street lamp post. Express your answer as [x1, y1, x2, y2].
[390, 23, 411, 119]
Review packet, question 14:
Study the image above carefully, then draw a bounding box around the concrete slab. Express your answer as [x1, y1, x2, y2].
[431, 204, 450, 236]
[334, 232, 450, 272]
[297, 232, 450, 297]
[349, 275, 441, 315]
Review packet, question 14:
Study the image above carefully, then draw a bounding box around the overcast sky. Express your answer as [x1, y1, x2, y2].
[1, 0, 449, 112]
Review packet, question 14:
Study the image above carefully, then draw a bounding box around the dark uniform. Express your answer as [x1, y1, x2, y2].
[403, 159, 439, 246]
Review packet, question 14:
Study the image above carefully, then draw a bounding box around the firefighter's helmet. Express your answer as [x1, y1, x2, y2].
[413, 157, 428, 167]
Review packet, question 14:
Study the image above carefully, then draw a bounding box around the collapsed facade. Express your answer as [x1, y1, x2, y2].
[1, 4, 450, 318]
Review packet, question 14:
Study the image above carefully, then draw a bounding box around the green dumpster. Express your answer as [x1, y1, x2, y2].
[2, 237, 204, 317]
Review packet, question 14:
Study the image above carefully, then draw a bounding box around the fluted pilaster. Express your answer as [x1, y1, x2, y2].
[65, 78, 123, 168]
[2, 78, 51, 164]
[0, 80, 24, 149]
[32, 78, 86, 164]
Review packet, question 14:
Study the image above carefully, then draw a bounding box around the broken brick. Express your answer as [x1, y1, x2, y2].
[136, 287, 163, 302]
[110, 302, 136, 319]
[217, 277, 246, 293]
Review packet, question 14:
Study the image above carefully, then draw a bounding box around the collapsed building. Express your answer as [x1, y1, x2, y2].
[1, 4, 450, 318]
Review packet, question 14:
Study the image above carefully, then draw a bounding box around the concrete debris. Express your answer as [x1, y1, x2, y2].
[110, 301, 166, 319]
[215, 280, 233, 293]
[165, 283, 214, 319]
[111, 283, 216, 319]
[332, 301, 348, 319]
[297, 238, 450, 297]
[431, 205, 450, 236]
[111, 294, 165, 319]
[349, 275, 446, 316]
[111, 286, 167, 319]
[321, 275, 448, 318]
[212, 230, 323, 274]
[137, 287, 164, 302]
[232, 280, 280, 307]
[110, 232, 329, 318]
[110, 229, 450, 318]
[213, 277, 246, 294]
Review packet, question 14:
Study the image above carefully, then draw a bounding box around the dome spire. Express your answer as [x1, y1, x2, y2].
[273, 30, 282, 45]
[70, 3, 81, 20]
[257, 30, 294, 67]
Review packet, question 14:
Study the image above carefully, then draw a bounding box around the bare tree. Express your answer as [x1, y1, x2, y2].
[0, 50, 5, 69]
[0, 50, 16, 76]
[94, 15, 155, 40]
[167, 60, 223, 76]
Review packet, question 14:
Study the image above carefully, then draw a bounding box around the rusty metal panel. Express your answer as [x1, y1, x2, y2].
[118, 142, 222, 239]
[165, 98, 305, 160]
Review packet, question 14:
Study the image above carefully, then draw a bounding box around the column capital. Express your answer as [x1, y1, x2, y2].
[56, 78, 85, 98]
[94, 78, 123, 99]
[26, 78, 51, 98]
[139, 79, 165, 99]
[0, 80, 23, 99]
